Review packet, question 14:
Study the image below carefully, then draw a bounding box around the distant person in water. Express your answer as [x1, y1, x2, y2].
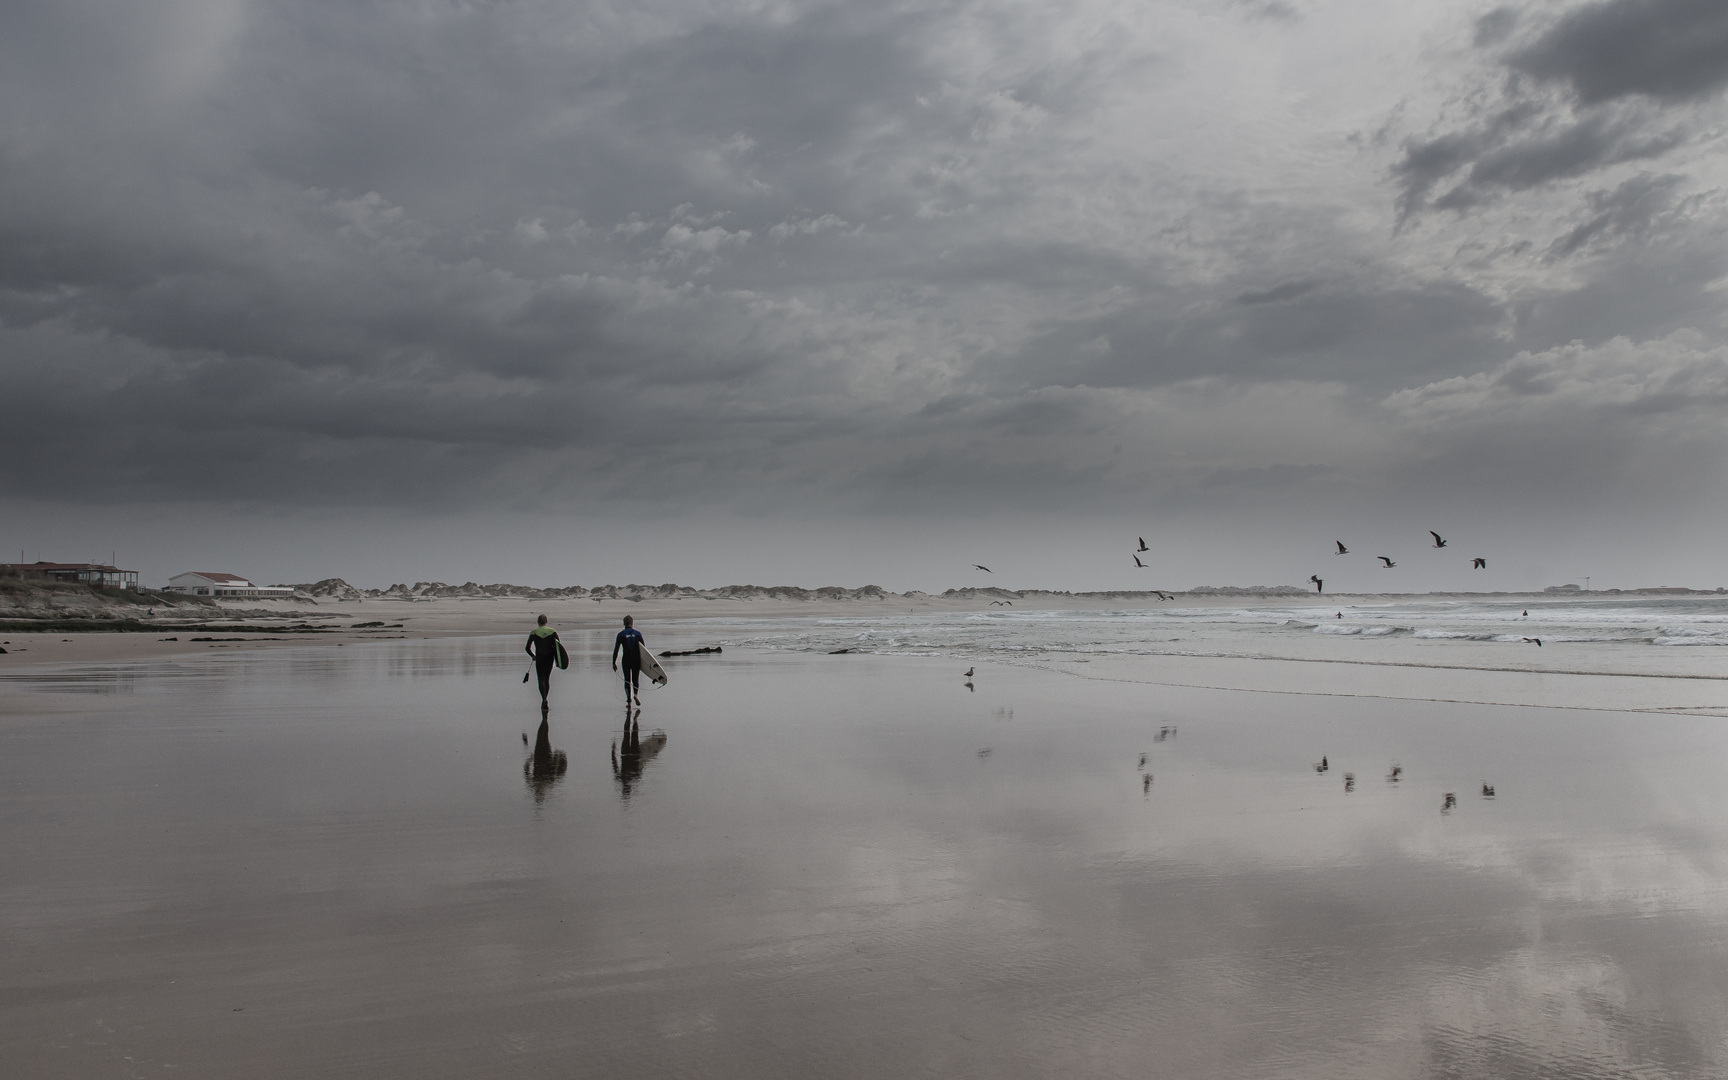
[525, 614, 564, 707]
[613, 615, 646, 706]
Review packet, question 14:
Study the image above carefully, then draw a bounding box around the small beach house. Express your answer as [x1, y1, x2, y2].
[165, 572, 294, 598]
[0, 561, 140, 589]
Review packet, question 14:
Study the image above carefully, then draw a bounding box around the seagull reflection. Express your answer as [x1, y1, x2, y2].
[523, 715, 568, 802]
[611, 708, 667, 799]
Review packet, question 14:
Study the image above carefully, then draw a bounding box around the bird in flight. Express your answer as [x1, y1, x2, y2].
[1309, 575, 1323, 593]
[1133, 554, 1147, 568]
[1430, 531, 1447, 548]
[1137, 537, 1149, 552]
[1154, 591, 1173, 601]
[1522, 637, 1542, 647]
[1472, 558, 1487, 569]
[973, 564, 992, 573]
[1335, 541, 1349, 555]
[1377, 556, 1396, 567]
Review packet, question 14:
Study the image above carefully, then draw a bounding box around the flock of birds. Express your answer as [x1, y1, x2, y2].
[977, 530, 1486, 602]
[1307, 531, 1486, 595]
[987, 531, 1547, 644]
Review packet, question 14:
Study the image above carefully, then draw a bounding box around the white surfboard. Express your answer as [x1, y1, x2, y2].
[622, 646, 668, 688]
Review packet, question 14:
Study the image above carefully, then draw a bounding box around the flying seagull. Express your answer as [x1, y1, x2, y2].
[973, 564, 992, 573]
[1523, 637, 1542, 647]
[1472, 558, 1487, 569]
[1430, 531, 1447, 548]
[1309, 575, 1323, 594]
[1133, 554, 1147, 568]
[1137, 537, 1149, 552]
[1335, 541, 1349, 555]
[1377, 556, 1396, 568]
[1154, 591, 1173, 601]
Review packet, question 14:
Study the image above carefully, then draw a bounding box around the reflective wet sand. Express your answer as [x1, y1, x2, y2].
[4, 637, 1728, 1077]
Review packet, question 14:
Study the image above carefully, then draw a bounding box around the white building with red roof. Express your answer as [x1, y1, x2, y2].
[165, 572, 294, 598]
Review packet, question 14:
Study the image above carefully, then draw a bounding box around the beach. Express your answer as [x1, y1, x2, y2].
[4, 598, 1728, 1076]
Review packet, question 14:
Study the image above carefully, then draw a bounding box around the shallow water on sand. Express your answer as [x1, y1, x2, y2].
[4, 636, 1728, 1078]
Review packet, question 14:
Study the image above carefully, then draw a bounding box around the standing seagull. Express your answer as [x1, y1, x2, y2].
[1335, 541, 1349, 555]
[1472, 558, 1487, 569]
[973, 564, 992, 573]
[1430, 531, 1447, 548]
[1309, 575, 1323, 594]
[1137, 537, 1150, 552]
[1377, 556, 1396, 568]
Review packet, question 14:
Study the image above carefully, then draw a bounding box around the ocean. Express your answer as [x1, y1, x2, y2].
[715, 594, 1728, 664]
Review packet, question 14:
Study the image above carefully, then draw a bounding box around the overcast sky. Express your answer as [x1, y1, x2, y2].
[3, 0, 1727, 592]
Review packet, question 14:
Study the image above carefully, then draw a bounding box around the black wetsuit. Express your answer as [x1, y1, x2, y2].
[613, 627, 644, 701]
[525, 627, 561, 701]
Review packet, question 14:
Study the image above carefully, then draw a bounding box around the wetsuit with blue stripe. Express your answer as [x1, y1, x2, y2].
[613, 627, 644, 702]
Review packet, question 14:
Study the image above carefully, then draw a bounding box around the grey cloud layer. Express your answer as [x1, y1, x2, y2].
[2, 0, 1726, 521]
[1396, 0, 1728, 216]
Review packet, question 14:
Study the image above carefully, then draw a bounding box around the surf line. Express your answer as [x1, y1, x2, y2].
[1049, 648, 1728, 683]
[1027, 665, 1728, 716]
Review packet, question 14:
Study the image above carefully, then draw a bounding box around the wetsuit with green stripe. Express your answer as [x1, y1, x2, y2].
[526, 625, 562, 702]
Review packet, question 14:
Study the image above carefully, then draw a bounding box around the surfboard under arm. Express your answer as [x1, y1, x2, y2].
[620, 647, 668, 688]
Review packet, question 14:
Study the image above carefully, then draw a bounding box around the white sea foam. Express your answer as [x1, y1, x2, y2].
[719, 595, 1728, 670]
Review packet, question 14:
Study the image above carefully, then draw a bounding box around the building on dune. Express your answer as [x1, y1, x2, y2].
[164, 571, 294, 598]
[0, 561, 139, 589]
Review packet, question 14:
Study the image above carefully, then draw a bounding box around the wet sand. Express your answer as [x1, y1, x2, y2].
[4, 632, 1728, 1077]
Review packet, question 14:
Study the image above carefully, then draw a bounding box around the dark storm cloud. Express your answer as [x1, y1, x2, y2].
[1394, 0, 1727, 218]
[1507, 0, 1728, 105]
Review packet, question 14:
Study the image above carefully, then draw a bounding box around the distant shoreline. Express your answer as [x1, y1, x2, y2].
[284, 577, 1728, 603]
[5, 572, 1727, 626]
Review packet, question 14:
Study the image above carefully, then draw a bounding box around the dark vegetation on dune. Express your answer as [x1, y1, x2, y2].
[4, 573, 1721, 627]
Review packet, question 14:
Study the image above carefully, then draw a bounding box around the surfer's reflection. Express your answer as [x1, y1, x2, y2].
[523, 714, 568, 802]
[612, 708, 668, 800]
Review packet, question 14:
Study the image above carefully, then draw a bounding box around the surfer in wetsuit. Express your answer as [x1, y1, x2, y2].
[525, 614, 563, 707]
[612, 615, 645, 706]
